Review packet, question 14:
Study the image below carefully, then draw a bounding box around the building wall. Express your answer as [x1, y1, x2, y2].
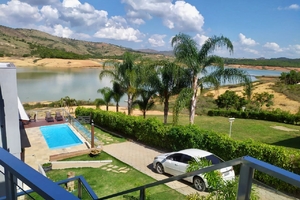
[0, 63, 21, 196]
[0, 63, 21, 157]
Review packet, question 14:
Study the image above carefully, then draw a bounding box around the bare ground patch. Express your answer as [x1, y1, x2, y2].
[271, 126, 299, 132]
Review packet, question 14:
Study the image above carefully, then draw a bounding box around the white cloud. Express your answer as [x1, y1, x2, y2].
[148, 34, 166, 47]
[53, 24, 73, 38]
[20, 0, 60, 6]
[0, 1, 42, 24]
[40, 5, 59, 21]
[263, 42, 283, 52]
[60, 2, 108, 28]
[286, 44, 300, 55]
[243, 48, 259, 54]
[94, 26, 144, 42]
[239, 33, 259, 46]
[122, 0, 204, 32]
[278, 4, 299, 10]
[62, 0, 81, 8]
[129, 18, 145, 25]
[193, 34, 209, 46]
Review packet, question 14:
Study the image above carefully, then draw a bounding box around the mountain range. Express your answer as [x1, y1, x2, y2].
[0, 25, 172, 58]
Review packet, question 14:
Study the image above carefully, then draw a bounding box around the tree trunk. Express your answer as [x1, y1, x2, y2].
[116, 102, 119, 112]
[127, 94, 132, 115]
[143, 111, 146, 119]
[163, 96, 169, 124]
[189, 75, 198, 124]
[106, 104, 109, 111]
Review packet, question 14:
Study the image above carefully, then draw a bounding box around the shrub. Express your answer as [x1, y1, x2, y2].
[75, 107, 300, 194]
[207, 109, 300, 125]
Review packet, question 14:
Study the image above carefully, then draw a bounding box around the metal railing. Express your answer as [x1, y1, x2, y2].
[68, 115, 100, 146]
[1, 144, 300, 200]
[0, 147, 77, 199]
[97, 156, 300, 200]
[14, 175, 98, 200]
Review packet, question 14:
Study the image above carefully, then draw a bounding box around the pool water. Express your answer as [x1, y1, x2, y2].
[40, 124, 83, 149]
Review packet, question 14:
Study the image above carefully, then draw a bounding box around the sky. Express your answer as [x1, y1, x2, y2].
[0, 0, 299, 59]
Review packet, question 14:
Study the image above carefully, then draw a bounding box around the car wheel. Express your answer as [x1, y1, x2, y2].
[155, 163, 164, 174]
[193, 177, 206, 191]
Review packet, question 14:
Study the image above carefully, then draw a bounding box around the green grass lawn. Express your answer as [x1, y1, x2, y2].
[45, 152, 185, 200]
[83, 124, 127, 145]
[148, 114, 300, 150]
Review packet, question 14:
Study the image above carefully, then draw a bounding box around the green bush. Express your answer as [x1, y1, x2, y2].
[208, 109, 299, 125]
[75, 107, 300, 194]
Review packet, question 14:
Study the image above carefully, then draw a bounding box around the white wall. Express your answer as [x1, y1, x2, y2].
[0, 63, 21, 158]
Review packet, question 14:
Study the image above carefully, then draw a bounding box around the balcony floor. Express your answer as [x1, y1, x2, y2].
[24, 118, 67, 128]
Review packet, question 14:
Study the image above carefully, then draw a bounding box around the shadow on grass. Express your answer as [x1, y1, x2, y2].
[271, 136, 300, 150]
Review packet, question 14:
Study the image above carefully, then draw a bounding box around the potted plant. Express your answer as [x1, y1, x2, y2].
[42, 162, 52, 172]
[89, 149, 101, 157]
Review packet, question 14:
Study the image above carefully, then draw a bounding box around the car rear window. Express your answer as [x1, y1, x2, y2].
[205, 154, 223, 164]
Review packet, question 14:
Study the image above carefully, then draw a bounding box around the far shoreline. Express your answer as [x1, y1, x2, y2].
[1, 57, 299, 72]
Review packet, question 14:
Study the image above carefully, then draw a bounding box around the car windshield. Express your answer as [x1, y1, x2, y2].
[205, 154, 223, 165]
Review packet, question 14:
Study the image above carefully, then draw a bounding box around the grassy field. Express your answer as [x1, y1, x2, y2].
[149, 114, 300, 150]
[45, 152, 185, 200]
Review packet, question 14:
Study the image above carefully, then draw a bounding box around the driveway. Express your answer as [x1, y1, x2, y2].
[103, 141, 295, 199]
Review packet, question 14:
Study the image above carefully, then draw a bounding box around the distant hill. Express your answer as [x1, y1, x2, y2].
[0, 25, 298, 68]
[0, 25, 170, 59]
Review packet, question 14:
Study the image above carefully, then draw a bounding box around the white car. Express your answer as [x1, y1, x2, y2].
[153, 148, 235, 191]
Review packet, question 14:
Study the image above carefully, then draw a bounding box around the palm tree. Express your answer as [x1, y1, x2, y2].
[133, 89, 157, 118]
[99, 52, 140, 115]
[60, 96, 76, 113]
[154, 60, 190, 124]
[97, 87, 113, 111]
[111, 82, 125, 112]
[171, 33, 250, 124]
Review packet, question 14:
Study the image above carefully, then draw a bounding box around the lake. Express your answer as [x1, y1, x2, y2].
[16, 66, 284, 105]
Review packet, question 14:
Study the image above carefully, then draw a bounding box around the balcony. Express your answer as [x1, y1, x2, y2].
[1, 145, 300, 200]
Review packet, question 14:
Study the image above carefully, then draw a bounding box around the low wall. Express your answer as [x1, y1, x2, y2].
[51, 160, 112, 169]
[49, 148, 102, 161]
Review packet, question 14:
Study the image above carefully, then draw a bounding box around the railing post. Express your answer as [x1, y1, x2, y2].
[139, 188, 145, 200]
[78, 178, 82, 198]
[237, 163, 254, 200]
[5, 170, 17, 200]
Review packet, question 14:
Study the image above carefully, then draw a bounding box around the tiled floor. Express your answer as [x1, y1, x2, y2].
[24, 122, 90, 170]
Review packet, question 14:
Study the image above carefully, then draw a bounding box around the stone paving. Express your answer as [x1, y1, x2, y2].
[24, 124, 89, 170]
[103, 141, 296, 200]
[103, 141, 207, 196]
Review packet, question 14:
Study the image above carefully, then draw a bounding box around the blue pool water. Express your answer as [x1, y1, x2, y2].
[40, 124, 83, 149]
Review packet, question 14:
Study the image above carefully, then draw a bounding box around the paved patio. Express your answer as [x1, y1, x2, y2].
[23, 121, 90, 170]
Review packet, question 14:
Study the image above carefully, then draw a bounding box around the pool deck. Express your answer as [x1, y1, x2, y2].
[23, 119, 90, 170]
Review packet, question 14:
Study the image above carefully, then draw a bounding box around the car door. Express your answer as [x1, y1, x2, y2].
[163, 153, 183, 175]
[174, 154, 194, 176]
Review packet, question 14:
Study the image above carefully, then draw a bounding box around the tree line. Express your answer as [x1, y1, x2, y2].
[96, 33, 251, 125]
[225, 58, 300, 68]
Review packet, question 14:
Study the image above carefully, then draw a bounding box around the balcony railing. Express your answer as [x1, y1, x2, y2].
[0, 147, 96, 199]
[1, 146, 300, 200]
[97, 156, 300, 200]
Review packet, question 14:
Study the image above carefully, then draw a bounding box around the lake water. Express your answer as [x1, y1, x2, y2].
[16, 66, 284, 105]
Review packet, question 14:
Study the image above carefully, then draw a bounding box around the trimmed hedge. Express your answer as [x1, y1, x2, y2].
[75, 107, 300, 193]
[208, 109, 300, 125]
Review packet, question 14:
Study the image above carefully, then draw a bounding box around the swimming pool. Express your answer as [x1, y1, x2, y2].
[40, 124, 83, 149]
